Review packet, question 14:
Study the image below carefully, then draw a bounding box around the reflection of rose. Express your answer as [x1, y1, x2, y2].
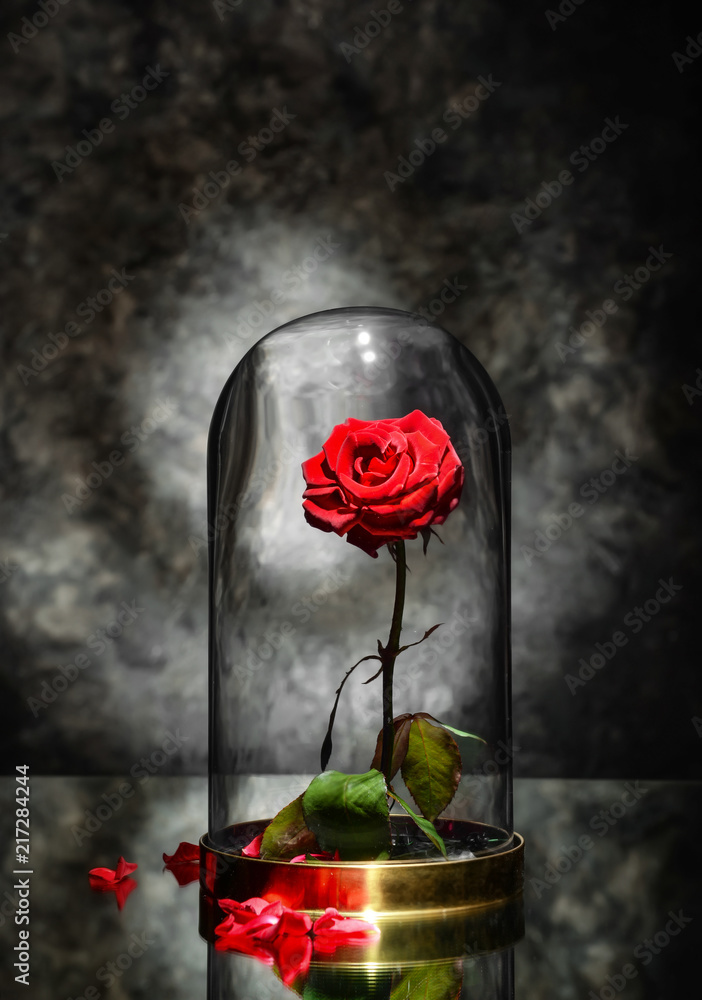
[302, 410, 464, 557]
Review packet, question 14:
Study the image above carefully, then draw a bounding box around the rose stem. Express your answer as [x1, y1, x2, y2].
[380, 539, 407, 783]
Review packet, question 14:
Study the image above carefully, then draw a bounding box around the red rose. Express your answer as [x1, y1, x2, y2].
[301, 410, 464, 558]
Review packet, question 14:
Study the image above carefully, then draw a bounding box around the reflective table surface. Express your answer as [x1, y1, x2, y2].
[0, 777, 698, 998]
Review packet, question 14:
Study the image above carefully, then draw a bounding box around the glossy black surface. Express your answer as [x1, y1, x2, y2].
[0, 777, 698, 997]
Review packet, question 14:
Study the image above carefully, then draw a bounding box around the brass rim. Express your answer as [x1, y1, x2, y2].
[200, 820, 524, 916]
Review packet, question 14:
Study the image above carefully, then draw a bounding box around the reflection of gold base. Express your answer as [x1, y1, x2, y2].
[200, 883, 524, 964]
[199, 818, 524, 918]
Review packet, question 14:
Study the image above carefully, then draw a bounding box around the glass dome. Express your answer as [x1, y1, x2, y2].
[203, 306, 519, 911]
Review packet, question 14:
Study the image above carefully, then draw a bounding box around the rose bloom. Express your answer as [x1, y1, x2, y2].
[301, 410, 464, 557]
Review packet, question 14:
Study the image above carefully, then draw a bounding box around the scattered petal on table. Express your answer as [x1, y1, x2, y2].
[274, 933, 313, 985]
[163, 841, 200, 865]
[88, 856, 137, 887]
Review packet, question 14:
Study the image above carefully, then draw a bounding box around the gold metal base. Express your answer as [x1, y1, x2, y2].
[200, 818, 524, 918]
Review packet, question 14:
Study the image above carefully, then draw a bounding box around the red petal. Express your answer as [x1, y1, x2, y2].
[244, 912, 282, 942]
[289, 850, 336, 863]
[163, 841, 199, 865]
[344, 524, 383, 557]
[321, 420, 361, 469]
[88, 856, 137, 886]
[274, 934, 312, 986]
[89, 877, 138, 910]
[302, 495, 359, 532]
[397, 410, 448, 447]
[214, 914, 236, 936]
[277, 909, 313, 936]
[216, 910, 281, 941]
[88, 867, 119, 886]
[165, 864, 199, 887]
[301, 451, 334, 488]
[242, 833, 263, 858]
[114, 856, 138, 881]
[312, 907, 380, 948]
[113, 877, 138, 911]
[214, 932, 276, 963]
[218, 896, 271, 921]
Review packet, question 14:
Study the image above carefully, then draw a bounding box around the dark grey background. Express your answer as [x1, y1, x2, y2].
[1, 0, 700, 777]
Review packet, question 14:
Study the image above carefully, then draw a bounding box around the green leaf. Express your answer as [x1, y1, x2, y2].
[388, 790, 447, 859]
[389, 961, 463, 1000]
[302, 769, 390, 861]
[414, 712, 486, 743]
[401, 717, 461, 823]
[260, 794, 319, 860]
[370, 714, 412, 780]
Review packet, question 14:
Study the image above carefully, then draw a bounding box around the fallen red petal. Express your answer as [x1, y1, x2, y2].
[165, 863, 199, 887]
[219, 896, 271, 921]
[289, 850, 337, 863]
[113, 877, 138, 910]
[242, 833, 263, 858]
[163, 841, 199, 865]
[114, 856, 138, 881]
[88, 856, 137, 887]
[312, 908, 380, 950]
[88, 868, 119, 885]
[216, 911, 281, 942]
[214, 932, 276, 963]
[88, 876, 138, 910]
[277, 908, 312, 937]
[274, 933, 313, 985]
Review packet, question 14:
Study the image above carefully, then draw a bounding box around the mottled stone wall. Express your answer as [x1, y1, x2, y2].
[1, 0, 699, 775]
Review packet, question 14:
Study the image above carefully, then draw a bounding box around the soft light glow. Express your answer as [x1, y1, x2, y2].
[357, 330, 371, 345]
[362, 350, 376, 363]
